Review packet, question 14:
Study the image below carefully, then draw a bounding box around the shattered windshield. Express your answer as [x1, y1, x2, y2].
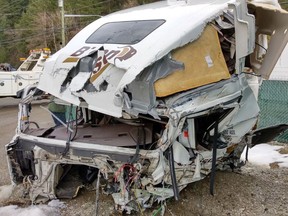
[86, 20, 165, 44]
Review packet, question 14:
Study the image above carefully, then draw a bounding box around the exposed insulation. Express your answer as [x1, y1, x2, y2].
[154, 25, 231, 97]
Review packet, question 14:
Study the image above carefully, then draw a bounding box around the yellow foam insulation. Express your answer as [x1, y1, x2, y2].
[154, 25, 231, 97]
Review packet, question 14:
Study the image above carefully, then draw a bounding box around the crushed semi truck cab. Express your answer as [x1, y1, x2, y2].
[6, 0, 288, 214]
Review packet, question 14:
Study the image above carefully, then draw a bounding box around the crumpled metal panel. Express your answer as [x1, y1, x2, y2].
[11, 1, 288, 214]
[124, 55, 184, 118]
[229, 0, 255, 73]
[37, 0, 235, 118]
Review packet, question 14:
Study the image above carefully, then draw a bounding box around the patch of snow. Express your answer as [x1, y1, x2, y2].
[0, 185, 14, 201]
[47, 199, 66, 208]
[0, 200, 66, 216]
[241, 144, 288, 168]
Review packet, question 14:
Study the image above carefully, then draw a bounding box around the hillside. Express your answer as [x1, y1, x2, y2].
[0, 0, 157, 67]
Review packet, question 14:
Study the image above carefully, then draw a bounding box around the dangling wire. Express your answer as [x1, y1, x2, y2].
[129, 126, 145, 164]
[71, 106, 79, 141]
[210, 118, 219, 196]
[62, 104, 74, 156]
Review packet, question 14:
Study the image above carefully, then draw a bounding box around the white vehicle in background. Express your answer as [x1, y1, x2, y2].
[0, 48, 50, 98]
[270, 44, 288, 80]
[6, 0, 288, 214]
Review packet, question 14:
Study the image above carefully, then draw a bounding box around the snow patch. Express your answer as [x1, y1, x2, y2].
[0, 185, 14, 201]
[241, 144, 288, 168]
[0, 200, 66, 216]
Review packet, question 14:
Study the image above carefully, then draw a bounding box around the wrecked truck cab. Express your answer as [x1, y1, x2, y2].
[6, 0, 288, 214]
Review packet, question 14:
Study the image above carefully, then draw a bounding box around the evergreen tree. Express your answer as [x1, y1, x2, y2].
[0, 0, 29, 66]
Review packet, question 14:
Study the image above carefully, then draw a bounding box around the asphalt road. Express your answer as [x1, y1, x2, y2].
[0, 97, 20, 186]
[0, 97, 52, 186]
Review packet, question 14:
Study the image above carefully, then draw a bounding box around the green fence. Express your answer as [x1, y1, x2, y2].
[257, 80, 288, 143]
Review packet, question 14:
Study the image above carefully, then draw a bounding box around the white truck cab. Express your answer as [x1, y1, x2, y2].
[5, 0, 288, 214]
[0, 48, 50, 98]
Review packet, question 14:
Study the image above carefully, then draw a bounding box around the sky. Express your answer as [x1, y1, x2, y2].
[0, 143, 287, 215]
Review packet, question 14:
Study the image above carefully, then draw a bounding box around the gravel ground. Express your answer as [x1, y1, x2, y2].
[58, 163, 288, 216]
[2, 162, 287, 216]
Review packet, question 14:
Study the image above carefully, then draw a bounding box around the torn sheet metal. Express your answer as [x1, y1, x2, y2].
[124, 54, 184, 118]
[75, 64, 126, 117]
[229, 0, 255, 73]
[38, 0, 238, 117]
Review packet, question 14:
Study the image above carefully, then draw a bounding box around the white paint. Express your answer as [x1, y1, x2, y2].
[69, 72, 91, 92]
[269, 43, 288, 81]
[173, 141, 190, 165]
[38, 0, 237, 117]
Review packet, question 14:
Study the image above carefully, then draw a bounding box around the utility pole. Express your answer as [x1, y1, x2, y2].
[58, 0, 65, 47]
[58, 0, 102, 48]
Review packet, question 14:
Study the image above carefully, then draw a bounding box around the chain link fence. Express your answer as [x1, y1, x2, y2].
[257, 80, 288, 143]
